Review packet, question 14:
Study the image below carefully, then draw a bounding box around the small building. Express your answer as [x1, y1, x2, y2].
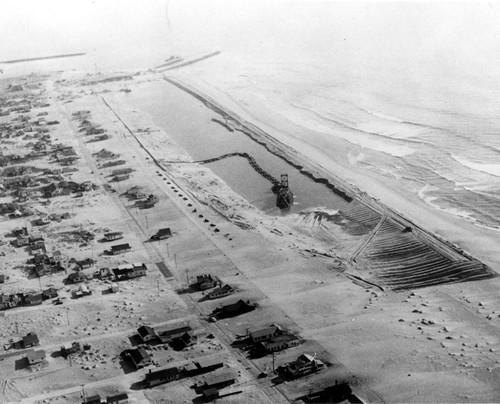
[73, 284, 92, 298]
[257, 334, 300, 354]
[249, 324, 283, 343]
[24, 293, 43, 306]
[157, 325, 192, 344]
[16, 236, 29, 247]
[111, 168, 133, 176]
[121, 348, 152, 369]
[150, 228, 171, 241]
[22, 332, 40, 348]
[284, 353, 326, 378]
[106, 392, 128, 404]
[83, 394, 101, 404]
[137, 325, 157, 343]
[195, 274, 218, 291]
[183, 357, 224, 377]
[170, 332, 196, 350]
[144, 367, 181, 387]
[113, 263, 147, 280]
[104, 232, 123, 242]
[27, 350, 46, 365]
[212, 299, 256, 319]
[76, 258, 94, 269]
[0, 274, 5, 284]
[300, 382, 353, 404]
[110, 243, 131, 255]
[42, 287, 58, 300]
[193, 371, 236, 393]
[35, 263, 53, 277]
[206, 284, 234, 300]
[67, 272, 87, 283]
[34, 217, 50, 226]
[61, 342, 82, 357]
[95, 267, 112, 280]
[113, 174, 129, 182]
[13, 227, 28, 237]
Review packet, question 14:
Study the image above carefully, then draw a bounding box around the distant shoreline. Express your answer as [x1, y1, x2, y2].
[0, 52, 86, 64]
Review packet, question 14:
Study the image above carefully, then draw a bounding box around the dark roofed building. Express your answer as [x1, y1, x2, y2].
[106, 392, 128, 404]
[121, 348, 152, 369]
[137, 325, 157, 343]
[213, 299, 256, 319]
[22, 332, 39, 348]
[150, 228, 171, 240]
[195, 274, 218, 291]
[113, 263, 146, 280]
[24, 293, 43, 306]
[257, 334, 300, 354]
[157, 325, 191, 344]
[184, 357, 224, 376]
[110, 243, 131, 255]
[83, 394, 101, 404]
[144, 366, 181, 387]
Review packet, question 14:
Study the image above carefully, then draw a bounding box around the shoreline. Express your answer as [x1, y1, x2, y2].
[162, 69, 500, 273]
[161, 75, 496, 280]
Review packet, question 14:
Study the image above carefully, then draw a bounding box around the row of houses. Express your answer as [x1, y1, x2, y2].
[0, 288, 59, 310]
[143, 357, 226, 388]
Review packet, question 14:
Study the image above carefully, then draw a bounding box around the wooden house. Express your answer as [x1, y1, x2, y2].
[183, 357, 224, 377]
[150, 228, 171, 241]
[104, 232, 123, 242]
[27, 350, 46, 365]
[22, 332, 39, 348]
[106, 392, 128, 404]
[195, 274, 218, 291]
[256, 334, 300, 354]
[207, 284, 234, 300]
[121, 348, 152, 369]
[157, 325, 192, 344]
[249, 324, 283, 343]
[193, 371, 236, 394]
[144, 367, 181, 387]
[83, 394, 101, 404]
[283, 353, 325, 378]
[110, 243, 131, 255]
[137, 325, 157, 343]
[212, 300, 256, 319]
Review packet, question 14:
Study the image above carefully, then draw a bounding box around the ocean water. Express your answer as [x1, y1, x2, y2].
[178, 55, 500, 232]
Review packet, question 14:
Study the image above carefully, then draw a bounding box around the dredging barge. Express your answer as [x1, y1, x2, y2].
[273, 174, 294, 209]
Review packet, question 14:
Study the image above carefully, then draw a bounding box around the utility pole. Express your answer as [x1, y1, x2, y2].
[185, 268, 189, 287]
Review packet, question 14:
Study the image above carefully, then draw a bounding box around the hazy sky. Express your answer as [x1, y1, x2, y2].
[1, 0, 500, 80]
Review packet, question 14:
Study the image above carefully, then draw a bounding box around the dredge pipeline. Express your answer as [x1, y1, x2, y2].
[170, 152, 280, 187]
